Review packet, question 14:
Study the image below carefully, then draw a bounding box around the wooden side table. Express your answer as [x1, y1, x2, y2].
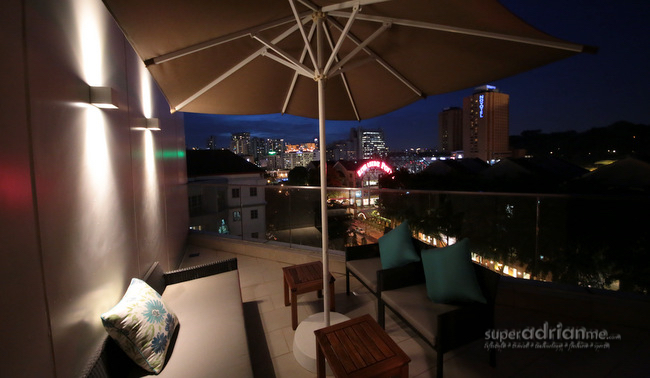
[283, 261, 335, 330]
[314, 314, 410, 378]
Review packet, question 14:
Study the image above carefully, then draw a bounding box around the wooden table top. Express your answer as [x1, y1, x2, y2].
[283, 261, 329, 287]
[315, 314, 410, 377]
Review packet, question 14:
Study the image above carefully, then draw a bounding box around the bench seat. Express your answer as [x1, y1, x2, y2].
[156, 269, 252, 377]
[84, 259, 253, 378]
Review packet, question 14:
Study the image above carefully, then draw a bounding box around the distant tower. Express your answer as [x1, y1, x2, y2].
[438, 107, 463, 152]
[327, 139, 357, 161]
[230, 132, 250, 155]
[206, 135, 217, 150]
[267, 138, 285, 156]
[352, 127, 388, 160]
[463, 85, 510, 162]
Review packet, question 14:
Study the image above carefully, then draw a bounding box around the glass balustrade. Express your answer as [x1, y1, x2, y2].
[188, 183, 650, 295]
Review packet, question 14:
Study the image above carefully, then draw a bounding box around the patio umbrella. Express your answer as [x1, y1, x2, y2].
[102, 0, 594, 326]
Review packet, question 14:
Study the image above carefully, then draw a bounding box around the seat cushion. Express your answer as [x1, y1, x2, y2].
[152, 270, 253, 377]
[382, 283, 492, 353]
[421, 238, 487, 304]
[382, 284, 460, 345]
[378, 221, 420, 269]
[347, 257, 382, 293]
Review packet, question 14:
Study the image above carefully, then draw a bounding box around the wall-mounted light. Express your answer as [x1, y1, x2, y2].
[89, 86, 118, 109]
[132, 118, 161, 131]
[145, 118, 160, 131]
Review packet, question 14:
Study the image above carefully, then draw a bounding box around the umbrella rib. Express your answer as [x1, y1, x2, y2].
[327, 16, 423, 97]
[145, 14, 308, 66]
[321, 0, 394, 13]
[296, 0, 319, 12]
[323, 4, 360, 74]
[329, 11, 590, 53]
[252, 34, 315, 78]
[289, 0, 319, 74]
[263, 51, 314, 78]
[299, 0, 393, 13]
[282, 22, 318, 114]
[174, 22, 306, 111]
[322, 21, 360, 121]
[328, 56, 375, 78]
[173, 52, 261, 112]
[329, 21, 390, 75]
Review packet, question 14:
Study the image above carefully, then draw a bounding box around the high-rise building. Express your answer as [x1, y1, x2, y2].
[247, 137, 286, 165]
[206, 135, 217, 150]
[284, 151, 314, 170]
[327, 139, 357, 161]
[438, 107, 463, 152]
[230, 132, 250, 155]
[352, 127, 389, 160]
[266, 138, 285, 156]
[463, 85, 510, 162]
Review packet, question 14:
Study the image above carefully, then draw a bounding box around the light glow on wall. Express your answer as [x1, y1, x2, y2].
[75, 0, 124, 261]
[72, 0, 129, 336]
[144, 130, 157, 176]
[140, 63, 164, 258]
[141, 65, 153, 119]
[83, 108, 111, 183]
[75, 0, 106, 86]
[142, 129, 163, 248]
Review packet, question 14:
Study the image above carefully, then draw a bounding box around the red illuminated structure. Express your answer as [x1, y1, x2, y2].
[356, 160, 393, 178]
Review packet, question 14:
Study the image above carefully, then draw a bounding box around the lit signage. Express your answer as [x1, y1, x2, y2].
[479, 94, 485, 118]
[357, 160, 393, 178]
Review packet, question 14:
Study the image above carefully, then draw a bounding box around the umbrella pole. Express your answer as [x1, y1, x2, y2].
[318, 78, 330, 327]
[316, 14, 330, 328]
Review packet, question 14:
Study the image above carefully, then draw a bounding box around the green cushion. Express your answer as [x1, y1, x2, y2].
[378, 221, 420, 269]
[421, 238, 486, 304]
[101, 278, 179, 373]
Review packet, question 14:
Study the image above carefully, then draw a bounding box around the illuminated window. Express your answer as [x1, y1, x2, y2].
[218, 219, 229, 234]
[233, 211, 241, 221]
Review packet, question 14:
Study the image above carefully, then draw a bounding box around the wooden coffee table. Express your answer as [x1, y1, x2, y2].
[282, 261, 335, 330]
[314, 314, 410, 378]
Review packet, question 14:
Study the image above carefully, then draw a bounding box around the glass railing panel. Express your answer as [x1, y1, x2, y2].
[188, 182, 650, 294]
[267, 186, 321, 248]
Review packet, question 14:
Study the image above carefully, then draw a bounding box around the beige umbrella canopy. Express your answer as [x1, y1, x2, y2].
[103, 0, 593, 119]
[102, 0, 593, 326]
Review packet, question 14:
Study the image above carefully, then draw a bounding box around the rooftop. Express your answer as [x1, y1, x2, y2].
[182, 234, 650, 377]
[187, 149, 264, 177]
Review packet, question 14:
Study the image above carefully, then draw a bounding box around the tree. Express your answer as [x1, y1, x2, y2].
[288, 166, 308, 185]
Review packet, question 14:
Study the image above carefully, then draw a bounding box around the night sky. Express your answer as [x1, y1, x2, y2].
[183, 0, 650, 151]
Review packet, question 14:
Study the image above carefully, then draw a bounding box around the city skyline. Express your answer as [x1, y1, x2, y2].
[184, 1, 650, 151]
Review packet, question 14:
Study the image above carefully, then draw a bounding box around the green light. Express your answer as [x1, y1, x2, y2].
[156, 150, 187, 159]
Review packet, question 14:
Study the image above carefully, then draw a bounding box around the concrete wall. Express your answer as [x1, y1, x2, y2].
[0, 0, 188, 376]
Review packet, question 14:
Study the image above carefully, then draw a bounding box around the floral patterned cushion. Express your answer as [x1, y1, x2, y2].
[101, 278, 179, 373]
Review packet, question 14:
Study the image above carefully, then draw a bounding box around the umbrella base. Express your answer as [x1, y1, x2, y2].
[293, 312, 350, 374]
